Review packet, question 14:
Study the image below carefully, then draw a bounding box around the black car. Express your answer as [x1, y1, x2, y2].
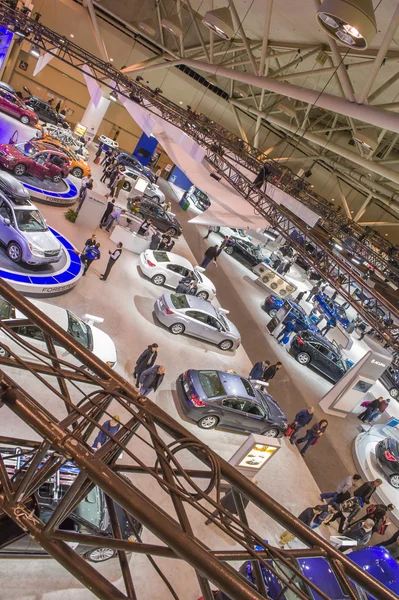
[380, 365, 399, 399]
[118, 153, 155, 182]
[177, 369, 287, 436]
[0, 446, 142, 562]
[376, 437, 399, 488]
[289, 329, 349, 382]
[24, 96, 64, 126]
[137, 198, 182, 236]
[224, 237, 263, 268]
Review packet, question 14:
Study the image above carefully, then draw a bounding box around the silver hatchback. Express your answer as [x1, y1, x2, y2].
[154, 293, 241, 351]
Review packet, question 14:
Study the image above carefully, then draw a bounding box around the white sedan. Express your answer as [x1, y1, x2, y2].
[139, 250, 216, 300]
[99, 135, 119, 149]
[212, 226, 252, 242]
[0, 298, 117, 368]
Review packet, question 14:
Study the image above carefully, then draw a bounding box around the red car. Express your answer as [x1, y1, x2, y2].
[0, 88, 38, 126]
[0, 141, 70, 182]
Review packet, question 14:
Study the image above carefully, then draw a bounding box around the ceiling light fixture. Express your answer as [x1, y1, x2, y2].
[137, 20, 156, 37]
[277, 99, 297, 119]
[316, 0, 377, 50]
[109, 90, 118, 102]
[30, 45, 40, 58]
[161, 15, 182, 37]
[335, 243, 343, 250]
[202, 7, 234, 40]
[70, 33, 74, 38]
[352, 128, 378, 151]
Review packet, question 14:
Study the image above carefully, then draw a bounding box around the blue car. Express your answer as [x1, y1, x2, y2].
[263, 295, 317, 333]
[208, 546, 399, 600]
[314, 292, 350, 328]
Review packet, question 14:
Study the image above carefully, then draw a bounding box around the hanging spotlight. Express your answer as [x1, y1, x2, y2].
[316, 0, 377, 50]
[109, 90, 118, 102]
[161, 15, 182, 37]
[30, 45, 40, 58]
[154, 87, 163, 95]
[202, 7, 234, 40]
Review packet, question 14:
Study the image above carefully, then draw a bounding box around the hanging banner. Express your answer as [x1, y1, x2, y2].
[82, 64, 102, 107]
[33, 52, 54, 76]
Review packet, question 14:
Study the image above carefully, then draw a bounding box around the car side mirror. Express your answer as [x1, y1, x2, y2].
[4, 218, 10, 226]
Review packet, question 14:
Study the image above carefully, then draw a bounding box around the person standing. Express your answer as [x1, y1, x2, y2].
[377, 538, 399, 559]
[108, 165, 120, 189]
[339, 519, 374, 550]
[306, 283, 319, 303]
[102, 208, 126, 232]
[100, 197, 115, 226]
[354, 479, 382, 505]
[205, 485, 253, 526]
[92, 415, 121, 449]
[100, 162, 113, 183]
[81, 242, 101, 275]
[279, 504, 332, 547]
[133, 344, 159, 384]
[149, 229, 161, 250]
[320, 474, 361, 503]
[320, 317, 336, 336]
[289, 407, 314, 443]
[114, 174, 126, 199]
[249, 360, 270, 381]
[295, 419, 328, 456]
[55, 100, 61, 113]
[84, 233, 97, 248]
[276, 318, 296, 344]
[137, 218, 152, 236]
[203, 226, 213, 239]
[76, 177, 93, 214]
[253, 162, 271, 190]
[154, 168, 162, 182]
[94, 143, 103, 164]
[139, 365, 165, 396]
[100, 242, 123, 281]
[367, 398, 390, 423]
[200, 245, 219, 269]
[262, 361, 282, 383]
[295, 290, 307, 305]
[358, 397, 383, 423]
[377, 528, 399, 548]
[158, 234, 174, 251]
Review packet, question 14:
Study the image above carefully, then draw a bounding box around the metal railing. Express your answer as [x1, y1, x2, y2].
[0, 277, 396, 600]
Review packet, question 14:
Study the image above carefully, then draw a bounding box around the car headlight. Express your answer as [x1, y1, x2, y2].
[237, 338, 241, 344]
[106, 361, 116, 368]
[28, 243, 45, 257]
[128, 534, 136, 543]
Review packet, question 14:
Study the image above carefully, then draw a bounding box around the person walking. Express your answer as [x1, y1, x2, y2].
[133, 344, 158, 384]
[289, 406, 314, 444]
[358, 397, 384, 423]
[295, 290, 307, 305]
[101, 208, 126, 232]
[100, 197, 115, 226]
[139, 365, 165, 396]
[92, 415, 121, 449]
[137, 217, 152, 236]
[262, 362, 282, 383]
[295, 419, 328, 456]
[354, 479, 382, 505]
[81, 242, 101, 275]
[200, 245, 219, 269]
[279, 504, 333, 547]
[275, 318, 296, 344]
[320, 474, 361, 504]
[249, 360, 270, 381]
[100, 242, 123, 281]
[367, 398, 390, 423]
[377, 528, 399, 548]
[306, 284, 319, 303]
[203, 226, 213, 240]
[320, 317, 336, 336]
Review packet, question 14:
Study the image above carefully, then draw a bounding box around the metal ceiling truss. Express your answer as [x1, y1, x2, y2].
[0, 278, 396, 600]
[1, 4, 399, 334]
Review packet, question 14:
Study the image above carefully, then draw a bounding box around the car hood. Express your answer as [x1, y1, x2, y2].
[261, 392, 287, 424]
[218, 313, 241, 339]
[164, 212, 181, 228]
[0, 144, 22, 159]
[91, 325, 117, 365]
[194, 268, 215, 291]
[23, 230, 62, 252]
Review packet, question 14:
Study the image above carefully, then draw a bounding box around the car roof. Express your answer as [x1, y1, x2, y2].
[182, 294, 217, 315]
[15, 300, 69, 331]
[0, 172, 31, 204]
[212, 370, 256, 399]
[305, 330, 340, 353]
[154, 251, 192, 269]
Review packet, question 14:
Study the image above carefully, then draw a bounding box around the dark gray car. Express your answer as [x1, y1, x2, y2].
[177, 369, 287, 436]
[137, 198, 182, 236]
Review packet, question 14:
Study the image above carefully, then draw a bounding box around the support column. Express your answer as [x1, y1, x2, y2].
[1, 38, 20, 83]
[354, 194, 373, 222]
[80, 96, 110, 144]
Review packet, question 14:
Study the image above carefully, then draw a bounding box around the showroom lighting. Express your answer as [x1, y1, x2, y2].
[352, 258, 361, 265]
[109, 90, 118, 102]
[30, 45, 40, 58]
[202, 7, 235, 40]
[161, 15, 182, 37]
[334, 243, 343, 250]
[70, 33, 74, 38]
[352, 128, 378, 151]
[137, 20, 157, 37]
[316, 0, 377, 50]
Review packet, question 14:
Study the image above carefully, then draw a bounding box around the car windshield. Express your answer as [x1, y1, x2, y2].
[335, 306, 347, 319]
[170, 294, 189, 309]
[67, 312, 93, 351]
[15, 142, 37, 157]
[153, 251, 169, 262]
[198, 371, 226, 398]
[15, 209, 47, 232]
[217, 312, 229, 331]
[0, 297, 15, 319]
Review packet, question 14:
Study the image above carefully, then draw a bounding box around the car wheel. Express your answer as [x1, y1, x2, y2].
[211, 226, 220, 233]
[390, 387, 399, 399]
[71, 166, 83, 178]
[296, 352, 311, 365]
[167, 227, 177, 236]
[123, 182, 131, 192]
[224, 246, 234, 255]
[151, 274, 165, 286]
[13, 163, 26, 177]
[20, 115, 30, 125]
[85, 547, 117, 562]
[262, 428, 279, 437]
[152, 195, 160, 202]
[7, 242, 22, 263]
[389, 474, 399, 488]
[169, 323, 185, 335]
[219, 339, 233, 351]
[197, 415, 219, 429]
[52, 174, 62, 183]
[137, 211, 144, 219]
[197, 290, 209, 300]
[269, 308, 277, 318]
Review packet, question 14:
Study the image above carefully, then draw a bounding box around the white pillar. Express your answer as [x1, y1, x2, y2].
[80, 96, 110, 144]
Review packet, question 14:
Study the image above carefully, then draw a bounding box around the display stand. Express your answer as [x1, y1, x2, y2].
[326, 323, 353, 351]
[110, 224, 152, 254]
[228, 433, 281, 477]
[76, 191, 105, 229]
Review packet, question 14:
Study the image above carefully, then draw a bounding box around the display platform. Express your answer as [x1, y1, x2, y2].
[0, 227, 82, 296]
[353, 424, 399, 527]
[15, 173, 79, 207]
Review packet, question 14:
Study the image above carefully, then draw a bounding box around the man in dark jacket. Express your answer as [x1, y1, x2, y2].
[200, 245, 219, 269]
[149, 230, 161, 250]
[81, 242, 101, 275]
[137, 218, 152, 236]
[276, 319, 296, 344]
[262, 362, 282, 382]
[249, 360, 270, 381]
[339, 518, 374, 550]
[296, 290, 307, 305]
[290, 406, 314, 443]
[307, 284, 319, 303]
[139, 365, 165, 396]
[253, 162, 271, 189]
[133, 344, 158, 384]
[100, 197, 115, 226]
[354, 479, 382, 504]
